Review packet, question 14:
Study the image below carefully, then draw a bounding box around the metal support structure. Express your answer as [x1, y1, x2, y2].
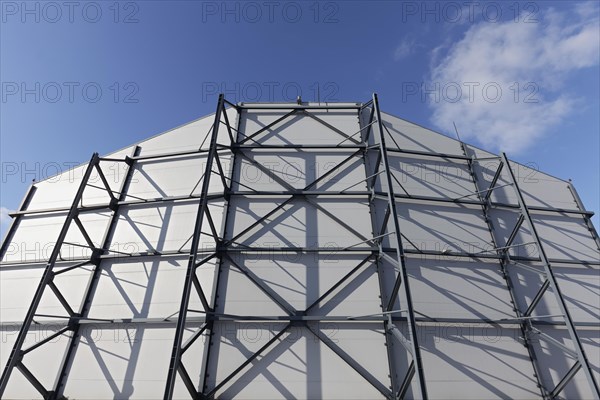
[371, 94, 428, 399]
[2, 94, 598, 399]
[199, 96, 402, 399]
[51, 145, 141, 399]
[568, 181, 600, 252]
[461, 143, 546, 398]
[0, 153, 104, 397]
[360, 105, 401, 398]
[164, 94, 227, 399]
[500, 153, 600, 398]
[198, 101, 246, 397]
[0, 184, 36, 260]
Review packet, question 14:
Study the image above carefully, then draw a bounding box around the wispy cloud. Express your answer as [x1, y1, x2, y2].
[394, 36, 417, 61]
[428, 3, 599, 153]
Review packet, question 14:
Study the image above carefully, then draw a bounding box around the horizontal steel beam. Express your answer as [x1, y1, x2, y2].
[237, 103, 362, 110]
[101, 147, 230, 163]
[3, 315, 597, 328]
[232, 144, 367, 150]
[381, 193, 594, 217]
[386, 147, 471, 161]
[8, 190, 593, 220]
[2, 245, 598, 268]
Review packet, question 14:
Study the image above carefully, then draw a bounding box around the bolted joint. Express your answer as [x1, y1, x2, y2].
[67, 315, 82, 331]
[124, 155, 135, 167]
[44, 390, 56, 400]
[14, 349, 25, 363]
[291, 319, 307, 328]
[42, 271, 56, 285]
[68, 208, 80, 220]
[90, 249, 103, 266]
[108, 197, 119, 211]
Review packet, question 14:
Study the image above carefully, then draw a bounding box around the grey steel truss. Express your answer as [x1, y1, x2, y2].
[0, 94, 598, 400]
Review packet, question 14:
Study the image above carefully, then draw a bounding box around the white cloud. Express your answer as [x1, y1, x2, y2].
[394, 36, 417, 61]
[428, 4, 600, 153]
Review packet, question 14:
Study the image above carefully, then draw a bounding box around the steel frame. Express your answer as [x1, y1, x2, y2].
[494, 153, 599, 398]
[363, 94, 428, 399]
[457, 146, 600, 398]
[0, 151, 138, 398]
[0, 94, 598, 399]
[460, 143, 546, 399]
[190, 97, 402, 399]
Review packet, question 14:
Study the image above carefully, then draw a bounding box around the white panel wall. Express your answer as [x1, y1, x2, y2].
[531, 326, 600, 400]
[207, 322, 388, 400]
[384, 154, 477, 199]
[241, 109, 360, 145]
[1, 104, 598, 399]
[405, 256, 514, 320]
[392, 202, 493, 254]
[413, 323, 540, 399]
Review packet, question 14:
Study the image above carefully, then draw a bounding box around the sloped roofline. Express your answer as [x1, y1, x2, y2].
[31, 105, 570, 185]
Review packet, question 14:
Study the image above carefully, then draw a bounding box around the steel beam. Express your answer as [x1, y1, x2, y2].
[0, 153, 100, 397]
[193, 102, 241, 398]
[372, 94, 428, 399]
[568, 182, 600, 251]
[484, 161, 504, 202]
[0, 184, 36, 260]
[204, 323, 292, 399]
[461, 143, 546, 398]
[163, 94, 227, 400]
[3, 94, 597, 399]
[306, 323, 393, 399]
[237, 103, 362, 110]
[51, 146, 141, 399]
[3, 244, 598, 269]
[501, 153, 600, 398]
[9, 189, 592, 220]
[4, 313, 598, 329]
[360, 104, 401, 398]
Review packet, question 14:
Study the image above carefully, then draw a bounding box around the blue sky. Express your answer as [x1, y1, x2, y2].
[1, 0, 599, 236]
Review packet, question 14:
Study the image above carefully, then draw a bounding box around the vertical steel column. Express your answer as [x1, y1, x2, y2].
[502, 153, 600, 398]
[359, 104, 400, 398]
[164, 94, 225, 400]
[198, 102, 241, 397]
[372, 94, 428, 399]
[51, 146, 141, 398]
[567, 182, 600, 252]
[0, 184, 36, 260]
[0, 154, 100, 397]
[460, 144, 546, 398]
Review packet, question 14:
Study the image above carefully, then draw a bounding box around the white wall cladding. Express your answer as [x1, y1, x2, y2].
[1, 98, 598, 399]
[404, 256, 515, 320]
[416, 323, 540, 399]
